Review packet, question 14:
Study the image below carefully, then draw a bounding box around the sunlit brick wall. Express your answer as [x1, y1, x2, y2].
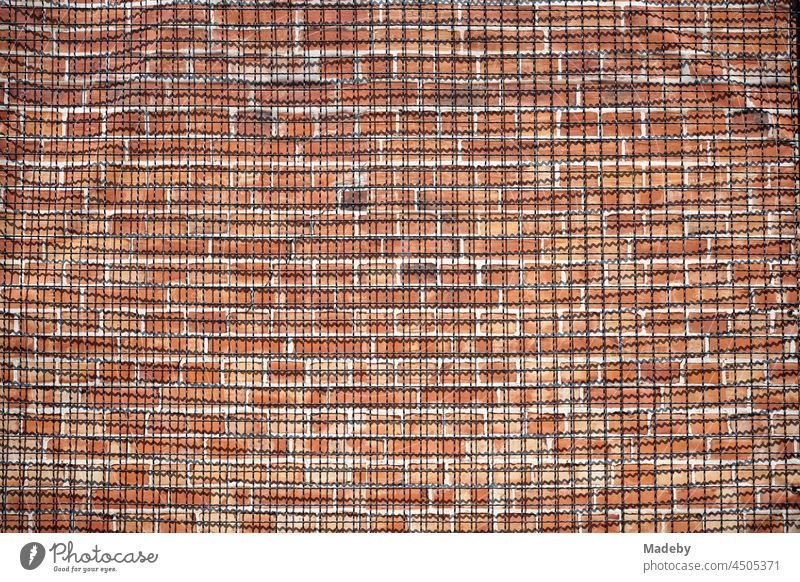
[1, 0, 798, 532]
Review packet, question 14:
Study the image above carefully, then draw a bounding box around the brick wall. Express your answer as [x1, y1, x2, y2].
[1, 0, 798, 532]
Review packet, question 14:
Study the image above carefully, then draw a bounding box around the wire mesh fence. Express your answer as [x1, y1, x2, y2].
[1, 0, 798, 532]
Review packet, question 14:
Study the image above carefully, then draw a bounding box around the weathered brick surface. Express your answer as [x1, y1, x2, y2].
[1, 1, 798, 532]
